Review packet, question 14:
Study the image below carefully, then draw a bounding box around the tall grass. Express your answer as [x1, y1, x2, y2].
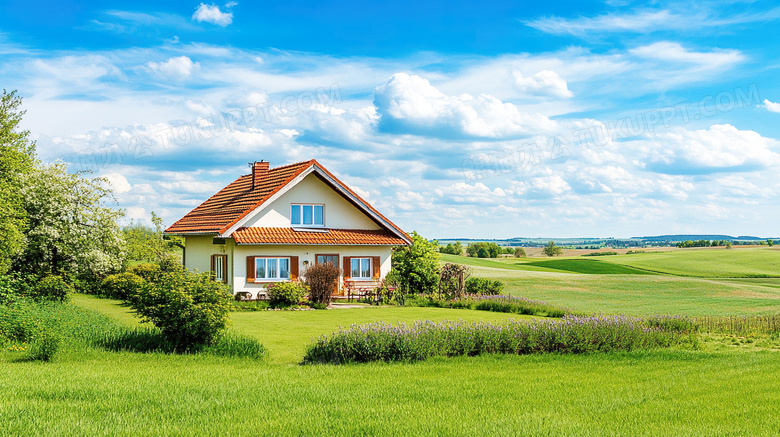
[1, 300, 266, 360]
[693, 315, 780, 335]
[303, 315, 693, 364]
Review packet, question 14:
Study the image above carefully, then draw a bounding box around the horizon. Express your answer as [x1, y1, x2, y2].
[2, 0, 779, 238]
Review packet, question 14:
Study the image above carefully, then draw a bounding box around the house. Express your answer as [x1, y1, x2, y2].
[165, 159, 411, 299]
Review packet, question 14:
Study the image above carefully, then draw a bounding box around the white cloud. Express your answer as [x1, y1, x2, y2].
[512, 70, 573, 98]
[373, 72, 555, 138]
[524, 7, 780, 36]
[102, 172, 132, 193]
[640, 124, 780, 174]
[764, 99, 780, 113]
[629, 42, 743, 70]
[145, 56, 198, 79]
[435, 182, 507, 204]
[192, 3, 234, 26]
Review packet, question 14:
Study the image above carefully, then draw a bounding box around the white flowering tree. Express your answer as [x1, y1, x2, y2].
[18, 163, 127, 284]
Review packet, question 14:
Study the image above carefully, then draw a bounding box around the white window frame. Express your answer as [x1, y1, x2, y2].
[290, 203, 325, 227]
[350, 257, 372, 280]
[254, 257, 291, 282]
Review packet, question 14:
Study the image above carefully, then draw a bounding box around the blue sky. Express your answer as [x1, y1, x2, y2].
[2, 0, 779, 238]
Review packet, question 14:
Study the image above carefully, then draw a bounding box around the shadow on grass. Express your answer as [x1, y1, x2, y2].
[519, 259, 658, 275]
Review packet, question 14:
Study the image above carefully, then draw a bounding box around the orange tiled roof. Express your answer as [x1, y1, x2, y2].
[166, 161, 313, 234]
[165, 160, 409, 245]
[232, 227, 408, 245]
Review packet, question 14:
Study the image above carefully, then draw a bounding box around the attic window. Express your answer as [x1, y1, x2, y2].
[291, 204, 324, 227]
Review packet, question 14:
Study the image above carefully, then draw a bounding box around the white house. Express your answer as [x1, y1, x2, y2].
[165, 160, 411, 299]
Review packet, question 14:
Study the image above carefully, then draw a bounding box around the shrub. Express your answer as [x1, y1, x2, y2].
[438, 263, 470, 299]
[30, 275, 71, 303]
[465, 277, 503, 295]
[100, 272, 144, 300]
[129, 270, 232, 350]
[267, 282, 308, 308]
[305, 262, 340, 305]
[309, 302, 328, 310]
[582, 251, 618, 257]
[127, 263, 162, 282]
[231, 300, 270, 312]
[27, 328, 60, 362]
[514, 248, 526, 258]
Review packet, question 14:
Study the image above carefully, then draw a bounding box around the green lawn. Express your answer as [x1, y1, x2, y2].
[1, 346, 778, 436]
[2, 248, 779, 435]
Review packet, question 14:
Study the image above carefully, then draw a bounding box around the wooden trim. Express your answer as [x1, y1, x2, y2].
[246, 256, 255, 282]
[343, 256, 351, 279]
[315, 253, 340, 269]
[290, 256, 299, 281]
[371, 256, 381, 279]
[211, 254, 228, 283]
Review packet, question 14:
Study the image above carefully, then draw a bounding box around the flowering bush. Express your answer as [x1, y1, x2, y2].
[303, 315, 694, 364]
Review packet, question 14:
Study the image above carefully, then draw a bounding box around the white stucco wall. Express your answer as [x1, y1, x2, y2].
[183, 235, 234, 286]
[242, 173, 381, 230]
[232, 244, 393, 297]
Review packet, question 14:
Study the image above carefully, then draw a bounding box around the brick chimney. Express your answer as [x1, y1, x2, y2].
[252, 161, 269, 189]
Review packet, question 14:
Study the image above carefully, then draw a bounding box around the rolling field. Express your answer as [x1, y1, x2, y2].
[441, 248, 780, 316]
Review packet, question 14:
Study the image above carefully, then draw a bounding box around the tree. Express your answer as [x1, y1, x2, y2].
[438, 263, 470, 300]
[542, 241, 563, 257]
[0, 90, 37, 274]
[514, 247, 526, 258]
[440, 241, 463, 255]
[15, 163, 127, 285]
[465, 242, 501, 258]
[123, 212, 183, 263]
[390, 231, 440, 295]
[768, 239, 774, 247]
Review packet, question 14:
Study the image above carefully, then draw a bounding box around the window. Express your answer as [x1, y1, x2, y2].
[350, 258, 371, 279]
[211, 255, 228, 283]
[291, 204, 324, 226]
[255, 257, 290, 280]
[316, 254, 339, 267]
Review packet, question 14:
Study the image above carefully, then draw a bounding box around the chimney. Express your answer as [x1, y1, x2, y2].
[252, 161, 269, 189]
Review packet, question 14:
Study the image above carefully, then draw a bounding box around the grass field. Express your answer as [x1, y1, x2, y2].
[1, 248, 779, 435]
[441, 249, 780, 316]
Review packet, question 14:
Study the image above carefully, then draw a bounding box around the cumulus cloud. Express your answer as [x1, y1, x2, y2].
[145, 56, 198, 80]
[640, 124, 780, 174]
[764, 99, 780, 113]
[373, 73, 555, 139]
[512, 70, 573, 98]
[192, 3, 234, 26]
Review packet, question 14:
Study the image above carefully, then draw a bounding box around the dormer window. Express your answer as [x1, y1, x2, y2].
[291, 204, 324, 226]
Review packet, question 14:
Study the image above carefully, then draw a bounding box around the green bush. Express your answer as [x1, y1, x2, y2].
[127, 263, 162, 282]
[30, 275, 71, 303]
[464, 277, 503, 295]
[27, 328, 60, 362]
[267, 282, 308, 308]
[100, 272, 145, 300]
[129, 270, 232, 351]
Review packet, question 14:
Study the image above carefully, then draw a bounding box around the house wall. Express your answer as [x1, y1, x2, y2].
[183, 235, 234, 287]
[242, 173, 381, 230]
[231, 244, 393, 298]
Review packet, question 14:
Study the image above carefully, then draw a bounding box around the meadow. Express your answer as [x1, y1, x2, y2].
[1, 247, 779, 435]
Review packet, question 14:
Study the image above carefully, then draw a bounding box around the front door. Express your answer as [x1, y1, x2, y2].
[315, 254, 340, 294]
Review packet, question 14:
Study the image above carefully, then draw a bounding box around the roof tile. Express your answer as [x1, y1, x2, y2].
[233, 227, 407, 245]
